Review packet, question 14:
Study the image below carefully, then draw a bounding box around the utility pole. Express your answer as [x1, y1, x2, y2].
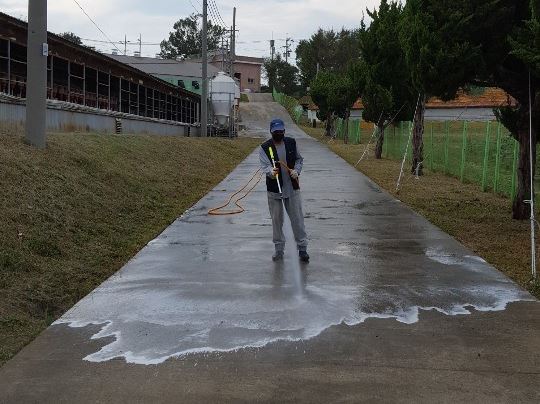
[270, 39, 275, 61]
[201, 0, 208, 137]
[138, 33, 142, 56]
[221, 36, 224, 71]
[25, 0, 48, 149]
[284, 36, 294, 63]
[230, 7, 236, 78]
[124, 34, 127, 55]
[225, 38, 230, 75]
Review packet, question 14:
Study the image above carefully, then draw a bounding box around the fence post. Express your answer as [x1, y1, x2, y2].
[481, 121, 491, 191]
[396, 121, 403, 156]
[444, 121, 450, 174]
[430, 121, 434, 171]
[494, 122, 502, 193]
[358, 119, 362, 144]
[408, 121, 413, 162]
[460, 121, 468, 182]
[511, 139, 519, 200]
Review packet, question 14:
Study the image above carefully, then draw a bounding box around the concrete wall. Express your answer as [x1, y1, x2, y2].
[425, 107, 495, 122]
[0, 96, 198, 136]
[344, 108, 494, 123]
[307, 110, 320, 122]
[234, 63, 261, 93]
[350, 110, 363, 119]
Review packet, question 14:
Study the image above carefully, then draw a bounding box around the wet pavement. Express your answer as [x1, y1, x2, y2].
[1, 98, 539, 403]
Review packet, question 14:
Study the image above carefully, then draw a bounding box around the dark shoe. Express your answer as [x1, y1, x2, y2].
[299, 251, 310, 263]
[272, 251, 284, 261]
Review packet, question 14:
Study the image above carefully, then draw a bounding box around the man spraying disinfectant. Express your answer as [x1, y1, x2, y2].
[259, 119, 309, 263]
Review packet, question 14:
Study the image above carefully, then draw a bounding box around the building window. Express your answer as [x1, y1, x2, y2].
[248, 78, 254, 84]
[192, 80, 200, 90]
[177, 79, 185, 89]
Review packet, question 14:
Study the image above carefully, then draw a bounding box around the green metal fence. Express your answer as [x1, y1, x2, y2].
[382, 120, 521, 199]
[332, 117, 362, 145]
[272, 89, 524, 201]
[272, 88, 303, 123]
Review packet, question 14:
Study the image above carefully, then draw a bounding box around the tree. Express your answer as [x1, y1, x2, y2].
[356, 0, 413, 159]
[310, 71, 357, 140]
[469, 0, 540, 219]
[399, 0, 539, 219]
[160, 13, 224, 59]
[296, 28, 361, 91]
[400, 0, 481, 175]
[263, 54, 299, 96]
[310, 71, 334, 137]
[59, 32, 83, 45]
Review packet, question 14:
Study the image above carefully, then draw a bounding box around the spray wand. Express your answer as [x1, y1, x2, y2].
[268, 147, 282, 195]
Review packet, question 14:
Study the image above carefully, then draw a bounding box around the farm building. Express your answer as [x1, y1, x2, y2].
[332, 88, 517, 123]
[0, 12, 201, 135]
[424, 88, 517, 121]
[190, 50, 263, 93]
[108, 54, 220, 96]
[306, 98, 364, 124]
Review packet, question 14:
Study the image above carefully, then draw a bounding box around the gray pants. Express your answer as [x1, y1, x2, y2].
[267, 191, 308, 252]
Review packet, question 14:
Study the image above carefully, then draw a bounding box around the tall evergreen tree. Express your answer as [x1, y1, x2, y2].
[400, 0, 481, 175]
[296, 28, 361, 91]
[470, 0, 540, 219]
[356, 0, 413, 159]
[263, 54, 299, 96]
[311, 71, 357, 139]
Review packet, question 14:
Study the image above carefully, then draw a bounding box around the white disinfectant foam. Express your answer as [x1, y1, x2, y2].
[54, 221, 536, 365]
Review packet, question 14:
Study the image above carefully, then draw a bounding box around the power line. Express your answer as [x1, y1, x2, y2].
[80, 37, 295, 47]
[71, 0, 122, 53]
[189, 0, 200, 15]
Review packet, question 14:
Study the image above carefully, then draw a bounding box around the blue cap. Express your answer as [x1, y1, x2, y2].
[270, 119, 285, 133]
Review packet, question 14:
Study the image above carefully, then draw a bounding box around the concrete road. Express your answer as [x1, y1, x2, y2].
[1, 97, 539, 403]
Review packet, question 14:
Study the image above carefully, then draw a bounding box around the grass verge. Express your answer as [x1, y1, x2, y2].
[302, 125, 540, 299]
[0, 130, 260, 366]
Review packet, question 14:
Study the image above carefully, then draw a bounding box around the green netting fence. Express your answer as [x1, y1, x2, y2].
[382, 120, 522, 199]
[332, 117, 362, 145]
[272, 88, 303, 123]
[271, 89, 526, 200]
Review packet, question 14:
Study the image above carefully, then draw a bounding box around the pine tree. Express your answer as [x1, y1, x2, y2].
[356, 0, 413, 159]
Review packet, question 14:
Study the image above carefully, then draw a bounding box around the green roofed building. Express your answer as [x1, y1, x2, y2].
[108, 54, 221, 96]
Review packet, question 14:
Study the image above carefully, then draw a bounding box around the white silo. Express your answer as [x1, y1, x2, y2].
[234, 83, 240, 106]
[210, 72, 236, 127]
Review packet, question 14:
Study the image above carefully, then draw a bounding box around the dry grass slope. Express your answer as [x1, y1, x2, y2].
[0, 130, 260, 365]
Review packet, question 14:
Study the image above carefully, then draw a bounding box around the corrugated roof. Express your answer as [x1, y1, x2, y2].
[299, 95, 312, 105]
[310, 88, 516, 112]
[107, 54, 220, 78]
[352, 98, 364, 110]
[427, 88, 517, 108]
[188, 50, 264, 65]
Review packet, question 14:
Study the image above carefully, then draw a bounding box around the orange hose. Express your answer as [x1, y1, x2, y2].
[208, 168, 264, 215]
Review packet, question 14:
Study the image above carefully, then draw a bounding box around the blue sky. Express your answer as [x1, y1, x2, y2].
[0, 0, 378, 59]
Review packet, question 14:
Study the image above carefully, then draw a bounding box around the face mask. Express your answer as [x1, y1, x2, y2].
[272, 132, 284, 142]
